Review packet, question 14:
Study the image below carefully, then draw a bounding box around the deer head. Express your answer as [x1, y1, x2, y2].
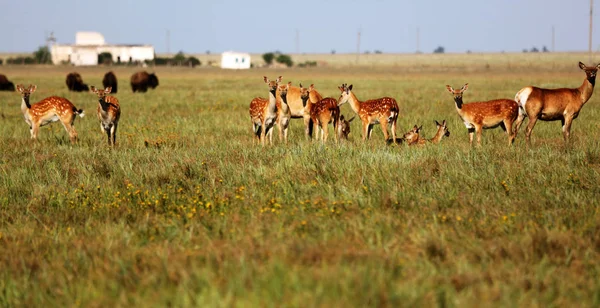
[299, 83, 313, 107]
[16, 84, 36, 107]
[337, 83, 353, 106]
[446, 83, 468, 108]
[264, 76, 282, 96]
[403, 125, 422, 144]
[338, 114, 355, 140]
[579, 62, 600, 85]
[279, 82, 291, 104]
[90, 86, 112, 100]
[435, 120, 450, 137]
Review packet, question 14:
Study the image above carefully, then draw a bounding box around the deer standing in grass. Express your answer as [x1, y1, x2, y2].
[337, 114, 355, 140]
[310, 96, 341, 143]
[337, 84, 399, 142]
[446, 84, 519, 146]
[16, 84, 84, 143]
[403, 120, 450, 146]
[294, 83, 323, 139]
[514, 61, 600, 144]
[249, 76, 281, 145]
[90, 86, 121, 146]
[277, 82, 292, 143]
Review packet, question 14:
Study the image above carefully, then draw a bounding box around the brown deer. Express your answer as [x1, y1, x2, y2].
[337, 114, 355, 140]
[402, 121, 450, 146]
[446, 84, 519, 146]
[310, 97, 340, 143]
[514, 61, 600, 144]
[249, 76, 281, 145]
[429, 120, 451, 144]
[16, 84, 84, 143]
[293, 83, 323, 139]
[337, 84, 399, 142]
[276, 82, 292, 143]
[90, 86, 121, 146]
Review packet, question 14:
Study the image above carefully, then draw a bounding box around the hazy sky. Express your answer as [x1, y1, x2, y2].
[1, 0, 596, 54]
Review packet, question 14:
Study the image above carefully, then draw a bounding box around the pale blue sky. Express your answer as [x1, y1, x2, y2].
[1, 0, 596, 54]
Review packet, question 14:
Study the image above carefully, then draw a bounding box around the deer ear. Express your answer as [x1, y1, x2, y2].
[340, 115, 345, 121]
[29, 85, 37, 93]
[309, 84, 314, 92]
[348, 116, 355, 122]
[16, 84, 23, 92]
[90, 86, 96, 93]
[276, 76, 283, 83]
[579, 62, 586, 70]
[338, 86, 344, 92]
[105, 87, 112, 94]
[299, 83, 303, 88]
[596, 63, 600, 69]
[461, 83, 468, 92]
[446, 85, 454, 93]
[263, 76, 269, 84]
[287, 82, 292, 89]
[435, 120, 441, 126]
[442, 120, 446, 126]
[418, 125, 423, 131]
[348, 84, 353, 91]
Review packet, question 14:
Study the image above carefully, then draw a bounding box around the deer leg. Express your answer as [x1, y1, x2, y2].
[31, 124, 39, 140]
[504, 119, 515, 146]
[391, 118, 398, 143]
[468, 128, 475, 146]
[525, 116, 539, 145]
[63, 122, 78, 143]
[278, 120, 284, 142]
[367, 125, 374, 139]
[514, 110, 527, 138]
[475, 126, 483, 146]
[111, 123, 118, 146]
[105, 126, 111, 145]
[562, 115, 574, 143]
[322, 124, 328, 143]
[260, 120, 267, 146]
[362, 122, 369, 141]
[380, 119, 390, 142]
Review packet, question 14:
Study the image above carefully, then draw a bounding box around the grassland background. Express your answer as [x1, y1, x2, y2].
[1, 52, 600, 306]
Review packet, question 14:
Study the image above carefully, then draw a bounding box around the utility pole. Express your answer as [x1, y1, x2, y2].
[552, 26, 555, 52]
[295, 29, 300, 54]
[356, 28, 361, 64]
[590, 0, 593, 62]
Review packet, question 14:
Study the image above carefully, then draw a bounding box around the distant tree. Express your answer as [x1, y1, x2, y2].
[98, 52, 113, 65]
[433, 46, 445, 54]
[206, 50, 211, 55]
[364, 50, 371, 54]
[466, 50, 472, 54]
[186, 56, 201, 67]
[173, 51, 186, 63]
[522, 49, 529, 53]
[374, 50, 383, 54]
[33, 46, 52, 64]
[0, 59, 3, 65]
[331, 49, 336, 55]
[262, 52, 275, 65]
[276, 54, 293, 67]
[542, 46, 549, 52]
[530, 47, 539, 53]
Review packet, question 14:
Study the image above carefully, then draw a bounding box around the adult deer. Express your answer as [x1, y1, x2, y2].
[16, 84, 84, 143]
[277, 82, 292, 143]
[337, 84, 399, 142]
[310, 97, 340, 143]
[249, 76, 281, 145]
[514, 61, 600, 144]
[287, 83, 323, 139]
[90, 86, 121, 146]
[446, 84, 519, 146]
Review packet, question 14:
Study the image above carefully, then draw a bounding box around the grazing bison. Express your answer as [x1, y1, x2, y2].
[130, 71, 159, 93]
[66, 72, 89, 92]
[102, 71, 118, 93]
[0, 74, 15, 91]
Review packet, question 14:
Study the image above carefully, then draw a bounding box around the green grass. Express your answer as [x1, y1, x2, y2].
[1, 53, 600, 306]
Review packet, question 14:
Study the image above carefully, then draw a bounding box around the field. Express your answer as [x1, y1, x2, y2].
[1, 52, 600, 306]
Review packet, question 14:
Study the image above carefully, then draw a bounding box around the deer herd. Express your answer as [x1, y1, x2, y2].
[250, 61, 600, 147]
[7, 61, 599, 148]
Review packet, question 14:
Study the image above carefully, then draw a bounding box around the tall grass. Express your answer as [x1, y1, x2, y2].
[0, 54, 600, 306]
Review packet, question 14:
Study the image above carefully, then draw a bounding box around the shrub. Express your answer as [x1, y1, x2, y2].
[276, 54, 293, 67]
[98, 52, 113, 65]
[262, 52, 275, 65]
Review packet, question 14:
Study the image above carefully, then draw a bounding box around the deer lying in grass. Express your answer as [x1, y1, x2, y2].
[310, 97, 340, 143]
[446, 84, 519, 146]
[514, 61, 600, 144]
[90, 86, 121, 146]
[276, 82, 292, 143]
[337, 84, 399, 142]
[16, 84, 84, 143]
[249, 76, 282, 145]
[402, 120, 450, 146]
[337, 114, 355, 140]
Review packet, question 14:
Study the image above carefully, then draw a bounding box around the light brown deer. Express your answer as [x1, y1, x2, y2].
[337, 114, 355, 140]
[514, 61, 600, 144]
[446, 84, 519, 146]
[90, 86, 121, 146]
[293, 83, 323, 139]
[402, 121, 451, 146]
[337, 84, 399, 142]
[249, 76, 281, 145]
[16, 84, 85, 143]
[429, 120, 451, 144]
[310, 97, 340, 143]
[276, 82, 292, 143]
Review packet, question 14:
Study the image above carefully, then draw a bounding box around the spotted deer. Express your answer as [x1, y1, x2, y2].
[337, 84, 399, 142]
[337, 114, 355, 140]
[429, 120, 450, 144]
[90, 86, 121, 146]
[446, 84, 519, 146]
[276, 82, 292, 143]
[249, 76, 281, 145]
[16, 84, 84, 143]
[310, 97, 340, 143]
[514, 61, 600, 144]
[296, 83, 323, 139]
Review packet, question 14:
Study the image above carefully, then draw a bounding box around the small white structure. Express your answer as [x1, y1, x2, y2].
[51, 32, 154, 66]
[221, 51, 251, 69]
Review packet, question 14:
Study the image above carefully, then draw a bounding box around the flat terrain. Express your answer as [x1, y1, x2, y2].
[1, 53, 600, 306]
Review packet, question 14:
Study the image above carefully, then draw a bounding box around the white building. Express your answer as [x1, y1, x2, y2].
[221, 51, 251, 69]
[50, 32, 154, 66]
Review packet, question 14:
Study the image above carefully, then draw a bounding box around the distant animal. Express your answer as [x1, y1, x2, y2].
[0, 74, 15, 91]
[514, 61, 600, 144]
[66, 72, 89, 92]
[16, 84, 85, 143]
[446, 84, 519, 146]
[90, 86, 121, 146]
[337, 83, 399, 142]
[130, 71, 159, 92]
[102, 71, 118, 93]
[337, 114, 355, 140]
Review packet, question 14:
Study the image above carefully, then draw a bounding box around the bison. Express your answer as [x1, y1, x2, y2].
[130, 71, 159, 93]
[102, 71, 118, 93]
[0, 74, 15, 91]
[66, 72, 89, 92]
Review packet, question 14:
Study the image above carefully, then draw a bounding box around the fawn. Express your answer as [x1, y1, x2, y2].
[337, 114, 355, 140]
[249, 76, 282, 145]
[277, 82, 292, 143]
[402, 120, 450, 146]
[310, 97, 340, 143]
[90, 86, 121, 146]
[16, 84, 84, 143]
